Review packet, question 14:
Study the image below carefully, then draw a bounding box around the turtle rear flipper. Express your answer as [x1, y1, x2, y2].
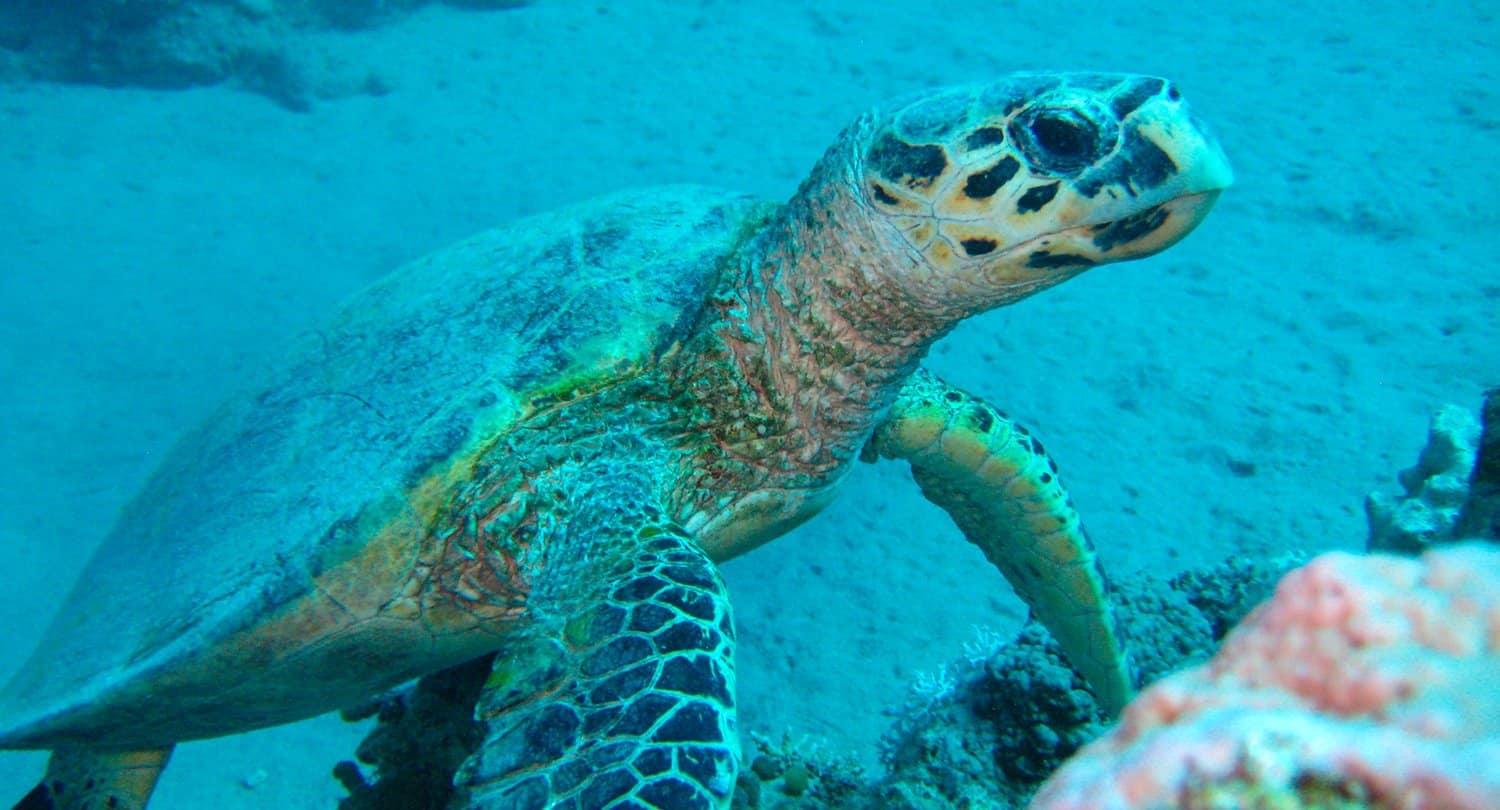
[13, 747, 172, 810]
[454, 467, 738, 809]
[867, 368, 1135, 715]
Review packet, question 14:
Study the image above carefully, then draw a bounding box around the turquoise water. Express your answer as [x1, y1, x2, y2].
[0, 1, 1495, 806]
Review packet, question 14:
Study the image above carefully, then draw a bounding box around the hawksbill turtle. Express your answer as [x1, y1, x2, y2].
[0, 72, 1230, 810]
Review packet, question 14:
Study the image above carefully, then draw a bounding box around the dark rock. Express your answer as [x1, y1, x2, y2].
[1457, 387, 1500, 541]
[337, 654, 492, 810]
[0, 0, 528, 108]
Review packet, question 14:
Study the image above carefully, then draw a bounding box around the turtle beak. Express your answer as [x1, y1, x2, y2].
[1094, 188, 1223, 262]
[1133, 101, 1234, 202]
[1100, 101, 1232, 260]
[1065, 96, 1233, 263]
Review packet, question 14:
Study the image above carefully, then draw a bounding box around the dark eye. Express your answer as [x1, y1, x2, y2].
[1031, 111, 1096, 159]
[1011, 105, 1115, 176]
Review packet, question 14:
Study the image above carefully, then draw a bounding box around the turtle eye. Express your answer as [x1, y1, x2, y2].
[1032, 111, 1095, 158]
[1012, 106, 1113, 175]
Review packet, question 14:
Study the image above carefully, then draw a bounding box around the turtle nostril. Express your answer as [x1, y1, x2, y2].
[1167, 83, 1182, 102]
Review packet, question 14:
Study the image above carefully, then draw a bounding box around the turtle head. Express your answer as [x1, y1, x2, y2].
[851, 72, 1232, 315]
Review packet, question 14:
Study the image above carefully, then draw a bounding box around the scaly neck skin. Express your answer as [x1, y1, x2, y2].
[675, 144, 959, 493]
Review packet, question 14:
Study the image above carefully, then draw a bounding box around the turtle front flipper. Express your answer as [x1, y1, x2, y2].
[453, 487, 738, 809]
[14, 747, 172, 810]
[865, 368, 1134, 715]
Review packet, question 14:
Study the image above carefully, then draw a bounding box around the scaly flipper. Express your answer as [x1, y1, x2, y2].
[13, 747, 172, 810]
[865, 369, 1134, 715]
[453, 466, 738, 809]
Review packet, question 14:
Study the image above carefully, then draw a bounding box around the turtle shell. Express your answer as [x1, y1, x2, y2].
[0, 185, 773, 749]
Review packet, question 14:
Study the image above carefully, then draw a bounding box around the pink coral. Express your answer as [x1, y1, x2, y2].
[1030, 543, 1500, 810]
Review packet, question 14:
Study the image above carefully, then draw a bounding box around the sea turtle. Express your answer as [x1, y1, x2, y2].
[0, 72, 1230, 810]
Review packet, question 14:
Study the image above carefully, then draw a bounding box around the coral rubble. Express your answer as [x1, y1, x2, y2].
[1366, 404, 1482, 554]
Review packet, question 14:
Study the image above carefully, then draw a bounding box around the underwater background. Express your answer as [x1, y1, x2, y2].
[0, 0, 1495, 806]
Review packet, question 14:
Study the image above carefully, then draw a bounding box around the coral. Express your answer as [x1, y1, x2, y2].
[730, 733, 865, 810]
[1366, 404, 1482, 554]
[1030, 544, 1500, 810]
[1170, 552, 1307, 640]
[869, 556, 1294, 809]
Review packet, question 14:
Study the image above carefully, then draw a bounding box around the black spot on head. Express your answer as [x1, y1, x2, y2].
[1167, 83, 1182, 101]
[867, 131, 948, 189]
[1110, 77, 1165, 119]
[1130, 136, 1179, 187]
[944, 391, 963, 402]
[1026, 251, 1095, 269]
[964, 126, 1006, 150]
[870, 182, 901, 206]
[1016, 182, 1060, 214]
[1075, 125, 1179, 198]
[963, 156, 1020, 200]
[1092, 205, 1170, 252]
[960, 238, 997, 257]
